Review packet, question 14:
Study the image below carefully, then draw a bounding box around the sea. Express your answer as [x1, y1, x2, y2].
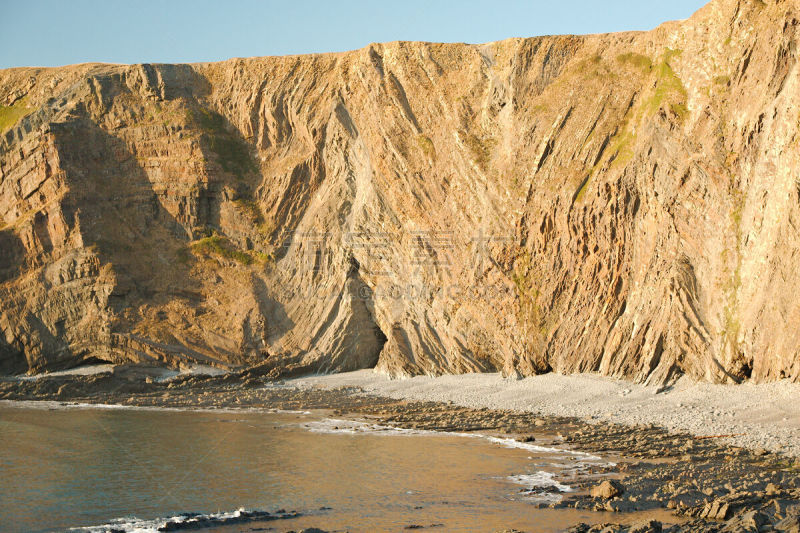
[0, 401, 650, 532]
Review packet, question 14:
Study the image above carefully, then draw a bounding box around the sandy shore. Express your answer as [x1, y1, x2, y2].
[292, 370, 800, 457]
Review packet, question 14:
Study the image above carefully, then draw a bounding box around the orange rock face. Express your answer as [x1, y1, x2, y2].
[1, 0, 799, 383]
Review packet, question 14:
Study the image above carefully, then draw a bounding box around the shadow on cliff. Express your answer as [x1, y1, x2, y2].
[50, 74, 292, 370]
[0, 228, 25, 285]
[5, 64, 300, 372]
[0, 228, 29, 373]
[183, 102, 265, 240]
[250, 275, 294, 343]
[53, 114, 195, 323]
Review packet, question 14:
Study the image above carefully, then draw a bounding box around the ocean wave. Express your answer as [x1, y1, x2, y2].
[0, 399, 311, 416]
[306, 418, 609, 462]
[485, 435, 605, 460]
[508, 471, 573, 493]
[303, 418, 437, 436]
[507, 471, 574, 503]
[71, 508, 300, 533]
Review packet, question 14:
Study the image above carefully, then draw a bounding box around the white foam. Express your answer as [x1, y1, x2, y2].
[0, 399, 312, 416]
[505, 471, 576, 503]
[71, 508, 290, 533]
[508, 472, 573, 493]
[485, 435, 604, 460]
[72, 514, 181, 533]
[304, 418, 428, 436]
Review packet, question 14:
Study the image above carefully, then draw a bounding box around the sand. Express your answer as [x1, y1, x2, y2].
[291, 370, 800, 457]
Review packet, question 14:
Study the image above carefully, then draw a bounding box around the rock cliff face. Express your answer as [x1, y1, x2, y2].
[1, 0, 799, 383]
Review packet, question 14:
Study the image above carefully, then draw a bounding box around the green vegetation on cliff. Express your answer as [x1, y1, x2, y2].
[644, 49, 689, 121]
[192, 235, 254, 265]
[0, 97, 32, 134]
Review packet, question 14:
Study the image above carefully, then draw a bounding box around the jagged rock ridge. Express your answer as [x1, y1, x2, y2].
[1, 0, 799, 383]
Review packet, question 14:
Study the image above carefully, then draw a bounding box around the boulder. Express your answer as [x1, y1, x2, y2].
[591, 480, 625, 499]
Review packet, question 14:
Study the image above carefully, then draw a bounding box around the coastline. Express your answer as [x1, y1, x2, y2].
[8, 366, 800, 456]
[3, 367, 800, 531]
[291, 370, 800, 457]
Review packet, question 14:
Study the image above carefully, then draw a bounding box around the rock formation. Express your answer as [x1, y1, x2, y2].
[1, 0, 799, 383]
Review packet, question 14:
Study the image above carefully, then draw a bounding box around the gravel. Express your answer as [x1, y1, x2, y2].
[291, 370, 800, 457]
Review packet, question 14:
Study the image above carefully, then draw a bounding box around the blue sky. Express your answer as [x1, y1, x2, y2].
[1, 0, 708, 69]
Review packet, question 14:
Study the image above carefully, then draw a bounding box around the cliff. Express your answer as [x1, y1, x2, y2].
[1, 0, 799, 383]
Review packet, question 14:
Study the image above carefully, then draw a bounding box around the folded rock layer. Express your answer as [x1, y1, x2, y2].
[1, 0, 799, 383]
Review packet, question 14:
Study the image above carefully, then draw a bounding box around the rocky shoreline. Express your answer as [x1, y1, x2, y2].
[3, 368, 800, 532]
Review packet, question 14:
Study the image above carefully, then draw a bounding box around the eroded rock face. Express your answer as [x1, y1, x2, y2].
[1, 0, 799, 383]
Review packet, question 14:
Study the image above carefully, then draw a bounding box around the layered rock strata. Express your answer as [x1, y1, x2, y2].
[1, 0, 799, 383]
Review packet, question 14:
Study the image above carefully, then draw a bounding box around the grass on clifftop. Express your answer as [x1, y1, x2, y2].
[615, 49, 689, 123]
[617, 53, 653, 72]
[0, 97, 32, 134]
